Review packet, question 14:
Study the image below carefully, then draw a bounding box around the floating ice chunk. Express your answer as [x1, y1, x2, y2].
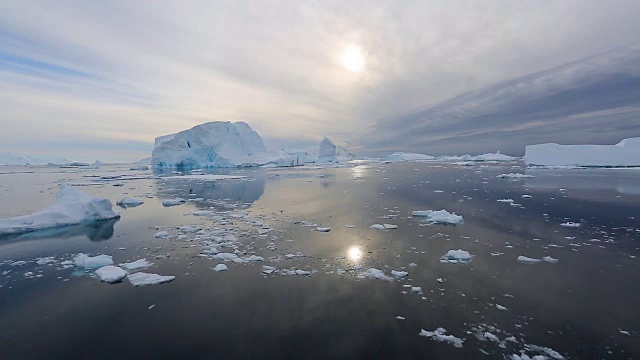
[162, 198, 185, 207]
[316, 227, 331, 232]
[411, 286, 423, 294]
[419, 327, 464, 348]
[619, 330, 631, 336]
[295, 269, 312, 276]
[358, 268, 393, 281]
[510, 354, 547, 360]
[162, 174, 247, 181]
[262, 265, 276, 274]
[408, 263, 417, 267]
[154, 231, 170, 239]
[436, 278, 444, 283]
[441, 250, 473, 264]
[129, 165, 149, 171]
[213, 253, 240, 261]
[342, 225, 355, 228]
[542, 256, 559, 264]
[382, 224, 398, 229]
[192, 211, 214, 216]
[560, 222, 581, 228]
[497, 199, 515, 203]
[121, 259, 152, 270]
[391, 270, 408, 278]
[412, 210, 464, 225]
[36, 257, 56, 265]
[95, 266, 127, 283]
[258, 228, 273, 235]
[496, 304, 508, 311]
[127, 272, 175, 286]
[497, 173, 534, 179]
[484, 332, 500, 342]
[517, 256, 542, 264]
[526, 344, 565, 359]
[396, 316, 406, 320]
[0, 185, 120, 236]
[522, 195, 532, 199]
[245, 255, 264, 262]
[213, 264, 228, 272]
[370, 224, 386, 229]
[385, 152, 435, 162]
[74, 253, 114, 270]
[116, 198, 144, 207]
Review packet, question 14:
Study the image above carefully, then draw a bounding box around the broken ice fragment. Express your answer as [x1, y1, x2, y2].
[95, 265, 127, 283]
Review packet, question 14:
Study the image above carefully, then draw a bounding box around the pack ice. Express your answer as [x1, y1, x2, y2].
[0, 185, 120, 235]
[524, 138, 640, 166]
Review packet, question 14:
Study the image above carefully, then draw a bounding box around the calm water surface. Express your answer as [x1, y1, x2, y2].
[0, 163, 638, 359]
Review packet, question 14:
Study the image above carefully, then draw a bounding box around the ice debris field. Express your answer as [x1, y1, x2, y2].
[1, 123, 639, 358]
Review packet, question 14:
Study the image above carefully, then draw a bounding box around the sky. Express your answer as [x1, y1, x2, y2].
[1, 1, 640, 162]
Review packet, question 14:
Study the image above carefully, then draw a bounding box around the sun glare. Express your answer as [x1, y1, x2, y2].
[347, 246, 363, 262]
[341, 44, 365, 72]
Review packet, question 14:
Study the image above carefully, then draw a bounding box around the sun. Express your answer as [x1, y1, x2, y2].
[341, 44, 365, 73]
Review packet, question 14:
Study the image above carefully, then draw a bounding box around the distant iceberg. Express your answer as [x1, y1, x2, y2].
[524, 138, 640, 166]
[436, 151, 517, 162]
[385, 152, 435, 162]
[0, 152, 73, 166]
[317, 137, 355, 163]
[0, 185, 120, 235]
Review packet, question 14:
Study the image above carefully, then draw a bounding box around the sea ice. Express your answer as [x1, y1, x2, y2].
[74, 254, 114, 270]
[95, 265, 127, 283]
[121, 259, 152, 270]
[419, 327, 464, 348]
[0, 185, 120, 235]
[441, 250, 473, 264]
[127, 272, 175, 286]
[358, 268, 393, 281]
[412, 210, 464, 224]
[517, 256, 542, 264]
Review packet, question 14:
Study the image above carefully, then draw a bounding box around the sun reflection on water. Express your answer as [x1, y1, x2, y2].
[347, 246, 363, 262]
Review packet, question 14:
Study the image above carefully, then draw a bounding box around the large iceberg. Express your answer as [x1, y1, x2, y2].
[152, 121, 270, 168]
[318, 137, 355, 163]
[0, 185, 120, 235]
[524, 138, 640, 166]
[152, 121, 312, 168]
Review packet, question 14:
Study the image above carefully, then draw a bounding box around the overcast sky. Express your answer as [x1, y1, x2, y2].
[1, 0, 640, 161]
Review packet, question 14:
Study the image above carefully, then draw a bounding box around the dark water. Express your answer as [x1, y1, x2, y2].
[0, 163, 638, 359]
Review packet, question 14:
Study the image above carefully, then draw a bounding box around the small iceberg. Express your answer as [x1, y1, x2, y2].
[358, 268, 393, 281]
[391, 270, 408, 278]
[0, 185, 120, 236]
[213, 264, 228, 272]
[517, 256, 542, 264]
[419, 327, 464, 348]
[74, 253, 114, 270]
[162, 198, 185, 207]
[560, 222, 581, 228]
[116, 198, 144, 207]
[412, 210, 464, 225]
[441, 250, 473, 264]
[127, 272, 175, 286]
[95, 265, 127, 283]
[316, 227, 331, 232]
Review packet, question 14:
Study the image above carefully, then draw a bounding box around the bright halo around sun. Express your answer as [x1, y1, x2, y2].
[341, 44, 365, 72]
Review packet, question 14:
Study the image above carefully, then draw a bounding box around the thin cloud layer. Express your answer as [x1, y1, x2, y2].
[1, 1, 639, 161]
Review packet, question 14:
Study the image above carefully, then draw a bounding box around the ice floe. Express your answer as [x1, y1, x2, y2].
[441, 250, 473, 264]
[95, 265, 127, 283]
[412, 210, 464, 225]
[116, 198, 144, 207]
[127, 272, 175, 286]
[121, 259, 152, 270]
[74, 254, 114, 270]
[419, 327, 464, 348]
[162, 198, 185, 207]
